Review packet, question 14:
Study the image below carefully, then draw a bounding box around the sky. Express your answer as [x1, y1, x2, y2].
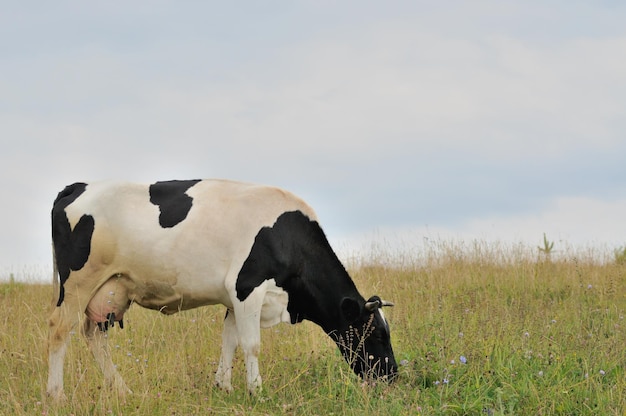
[2, 1, 626, 279]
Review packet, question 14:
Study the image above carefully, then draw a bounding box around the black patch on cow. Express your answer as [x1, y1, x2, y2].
[236, 211, 361, 330]
[52, 183, 95, 306]
[235, 210, 399, 382]
[149, 180, 201, 228]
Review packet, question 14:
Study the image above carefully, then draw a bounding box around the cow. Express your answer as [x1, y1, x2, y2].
[46, 179, 397, 401]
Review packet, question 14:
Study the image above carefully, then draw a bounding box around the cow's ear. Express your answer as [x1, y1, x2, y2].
[340, 297, 361, 323]
[364, 295, 395, 312]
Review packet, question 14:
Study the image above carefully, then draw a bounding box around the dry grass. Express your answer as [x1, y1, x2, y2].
[1, 240, 625, 415]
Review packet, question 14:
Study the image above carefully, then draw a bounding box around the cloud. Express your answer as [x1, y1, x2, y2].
[2, 1, 626, 274]
[337, 195, 626, 262]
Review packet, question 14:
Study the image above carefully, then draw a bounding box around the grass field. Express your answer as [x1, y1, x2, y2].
[1, 241, 625, 415]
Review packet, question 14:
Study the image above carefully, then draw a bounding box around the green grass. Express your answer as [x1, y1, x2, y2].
[1, 241, 625, 415]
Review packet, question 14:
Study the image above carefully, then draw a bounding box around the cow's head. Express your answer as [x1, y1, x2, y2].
[330, 295, 398, 382]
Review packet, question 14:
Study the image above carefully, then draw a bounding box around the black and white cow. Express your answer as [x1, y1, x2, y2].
[46, 179, 397, 400]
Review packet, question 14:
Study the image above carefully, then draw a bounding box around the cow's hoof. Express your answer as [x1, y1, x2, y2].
[216, 381, 233, 393]
[247, 381, 262, 396]
[46, 390, 67, 403]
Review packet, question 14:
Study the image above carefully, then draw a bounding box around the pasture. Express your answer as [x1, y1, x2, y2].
[1, 241, 625, 415]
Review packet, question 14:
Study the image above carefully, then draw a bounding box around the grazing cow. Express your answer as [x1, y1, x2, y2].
[46, 179, 397, 400]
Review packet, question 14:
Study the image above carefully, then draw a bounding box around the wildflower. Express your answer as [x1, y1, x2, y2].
[460, 355, 467, 364]
[524, 332, 530, 338]
[400, 359, 409, 367]
[450, 359, 455, 364]
[551, 319, 557, 324]
[599, 370, 606, 376]
[443, 378, 449, 384]
[587, 284, 592, 289]
[458, 332, 464, 338]
[538, 371, 544, 377]
[434, 380, 440, 386]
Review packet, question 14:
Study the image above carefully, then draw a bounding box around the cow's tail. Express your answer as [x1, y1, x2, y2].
[51, 241, 60, 309]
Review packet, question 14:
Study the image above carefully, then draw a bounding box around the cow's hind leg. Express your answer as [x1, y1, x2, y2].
[46, 298, 82, 401]
[215, 309, 238, 392]
[82, 319, 132, 397]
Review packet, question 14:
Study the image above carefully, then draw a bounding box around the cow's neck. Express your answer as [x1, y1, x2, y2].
[235, 210, 364, 333]
[285, 253, 364, 334]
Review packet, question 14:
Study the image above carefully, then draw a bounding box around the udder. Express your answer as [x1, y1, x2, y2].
[86, 278, 131, 327]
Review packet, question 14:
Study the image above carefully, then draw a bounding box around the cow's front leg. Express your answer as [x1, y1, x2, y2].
[234, 303, 263, 394]
[215, 309, 238, 392]
[82, 319, 132, 397]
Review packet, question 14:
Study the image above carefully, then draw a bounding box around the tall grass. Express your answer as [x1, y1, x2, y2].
[1, 240, 624, 415]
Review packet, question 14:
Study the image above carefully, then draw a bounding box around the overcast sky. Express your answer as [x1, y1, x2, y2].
[2, 1, 626, 278]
